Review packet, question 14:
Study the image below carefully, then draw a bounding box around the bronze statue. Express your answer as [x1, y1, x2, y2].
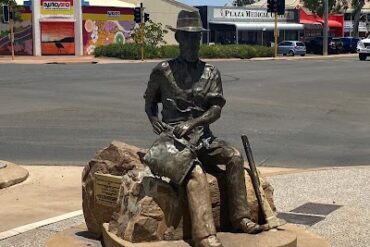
[144, 10, 263, 247]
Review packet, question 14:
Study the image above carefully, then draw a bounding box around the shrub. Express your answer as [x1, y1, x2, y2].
[95, 43, 273, 60]
[158, 45, 180, 58]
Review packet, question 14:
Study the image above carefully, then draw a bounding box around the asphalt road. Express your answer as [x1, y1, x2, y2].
[0, 57, 369, 167]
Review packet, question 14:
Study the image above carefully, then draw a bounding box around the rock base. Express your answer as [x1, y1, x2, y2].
[102, 223, 298, 247]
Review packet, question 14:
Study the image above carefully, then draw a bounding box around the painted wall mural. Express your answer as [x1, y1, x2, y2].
[82, 6, 135, 55]
[41, 21, 75, 55]
[0, 7, 33, 55]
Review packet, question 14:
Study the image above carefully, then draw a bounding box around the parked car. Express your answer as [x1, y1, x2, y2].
[277, 41, 306, 56]
[305, 37, 344, 54]
[357, 35, 370, 60]
[340, 37, 360, 53]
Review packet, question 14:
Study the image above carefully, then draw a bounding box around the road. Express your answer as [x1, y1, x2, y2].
[0, 57, 369, 167]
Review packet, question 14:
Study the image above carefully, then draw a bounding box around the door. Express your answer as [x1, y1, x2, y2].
[278, 41, 290, 54]
[41, 22, 75, 55]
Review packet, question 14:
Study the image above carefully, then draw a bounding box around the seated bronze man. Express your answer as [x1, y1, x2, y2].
[144, 10, 263, 247]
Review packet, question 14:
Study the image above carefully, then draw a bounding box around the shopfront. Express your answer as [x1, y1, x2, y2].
[197, 6, 302, 45]
[299, 8, 344, 41]
[39, 0, 76, 55]
[344, 12, 370, 37]
[1, 0, 135, 56]
[31, 0, 82, 55]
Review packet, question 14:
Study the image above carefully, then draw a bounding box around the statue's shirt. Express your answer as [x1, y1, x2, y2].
[144, 58, 226, 124]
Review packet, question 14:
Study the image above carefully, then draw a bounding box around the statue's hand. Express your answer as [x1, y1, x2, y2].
[173, 120, 196, 138]
[151, 119, 166, 135]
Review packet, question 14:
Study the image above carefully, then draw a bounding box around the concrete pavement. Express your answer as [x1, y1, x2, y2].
[1, 163, 369, 246]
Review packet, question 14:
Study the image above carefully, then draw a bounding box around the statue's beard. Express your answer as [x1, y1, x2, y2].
[180, 47, 199, 62]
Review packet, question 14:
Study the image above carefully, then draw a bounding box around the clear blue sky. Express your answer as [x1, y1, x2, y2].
[177, 0, 231, 6]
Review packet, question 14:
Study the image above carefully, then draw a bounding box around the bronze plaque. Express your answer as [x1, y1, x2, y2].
[94, 173, 122, 207]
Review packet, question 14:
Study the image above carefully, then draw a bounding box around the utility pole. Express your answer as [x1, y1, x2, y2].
[323, 0, 329, 56]
[274, 12, 278, 58]
[267, 0, 284, 58]
[10, 12, 14, 60]
[140, 2, 144, 61]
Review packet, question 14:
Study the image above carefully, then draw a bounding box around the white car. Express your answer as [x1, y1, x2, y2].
[357, 36, 370, 60]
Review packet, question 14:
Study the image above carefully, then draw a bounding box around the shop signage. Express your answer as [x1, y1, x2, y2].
[107, 11, 121, 17]
[40, 0, 74, 17]
[43, 1, 71, 10]
[213, 8, 295, 22]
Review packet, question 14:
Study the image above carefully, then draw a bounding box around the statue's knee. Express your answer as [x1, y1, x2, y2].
[227, 148, 244, 166]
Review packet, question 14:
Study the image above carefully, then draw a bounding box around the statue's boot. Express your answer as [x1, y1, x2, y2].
[186, 165, 222, 247]
[237, 218, 264, 234]
[225, 152, 264, 234]
[196, 235, 223, 247]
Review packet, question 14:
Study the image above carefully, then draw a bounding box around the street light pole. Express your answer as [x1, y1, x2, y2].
[140, 2, 144, 61]
[323, 0, 329, 56]
[274, 12, 278, 58]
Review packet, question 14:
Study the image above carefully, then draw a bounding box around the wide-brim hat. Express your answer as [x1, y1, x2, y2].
[168, 10, 209, 32]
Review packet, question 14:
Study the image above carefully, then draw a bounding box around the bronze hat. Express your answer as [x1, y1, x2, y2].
[168, 10, 208, 32]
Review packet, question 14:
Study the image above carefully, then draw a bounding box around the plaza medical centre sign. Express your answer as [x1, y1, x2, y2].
[40, 0, 74, 17]
[213, 8, 296, 22]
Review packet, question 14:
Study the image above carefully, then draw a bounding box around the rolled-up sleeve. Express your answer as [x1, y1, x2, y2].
[206, 69, 226, 108]
[143, 69, 162, 103]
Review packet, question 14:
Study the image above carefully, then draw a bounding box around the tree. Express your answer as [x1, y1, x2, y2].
[0, 0, 22, 59]
[131, 20, 168, 48]
[233, 0, 259, 6]
[351, 0, 370, 38]
[303, 0, 348, 16]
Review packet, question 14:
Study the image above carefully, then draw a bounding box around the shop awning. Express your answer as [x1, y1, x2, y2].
[300, 20, 322, 29]
[322, 20, 342, 28]
[300, 19, 322, 25]
[209, 21, 304, 31]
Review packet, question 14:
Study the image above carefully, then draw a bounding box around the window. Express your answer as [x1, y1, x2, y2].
[344, 13, 352, 21]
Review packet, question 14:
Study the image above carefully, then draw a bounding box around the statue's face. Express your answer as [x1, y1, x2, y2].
[176, 31, 201, 62]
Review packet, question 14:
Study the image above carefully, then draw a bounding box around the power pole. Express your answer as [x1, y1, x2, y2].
[10, 18, 14, 60]
[323, 0, 329, 56]
[6, 3, 15, 60]
[274, 12, 278, 58]
[140, 2, 144, 61]
[267, 0, 284, 58]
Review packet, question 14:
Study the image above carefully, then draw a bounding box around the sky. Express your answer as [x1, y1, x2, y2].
[177, 0, 231, 7]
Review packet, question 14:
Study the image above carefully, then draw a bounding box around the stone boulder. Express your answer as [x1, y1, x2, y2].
[82, 140, 275, 242]
[107, 149, 275, 242]
[82, 141, 145, 237]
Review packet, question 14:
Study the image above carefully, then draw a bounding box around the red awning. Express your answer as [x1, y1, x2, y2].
[326, 20, 342, 28]
[300, 19, 322, 25]
[299, 8, 343, 29]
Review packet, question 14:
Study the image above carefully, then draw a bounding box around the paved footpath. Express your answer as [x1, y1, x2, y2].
[0, 164, 369, 247]
[0, 53, 358, 65]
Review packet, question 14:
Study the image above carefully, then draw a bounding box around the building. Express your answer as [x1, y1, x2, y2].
[344, 1, 370, 37]
[252, 0, 344, 41]
[0, 0, 195, 56]
[299, 8, 344, 40]
[197, 5, 302, 45]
